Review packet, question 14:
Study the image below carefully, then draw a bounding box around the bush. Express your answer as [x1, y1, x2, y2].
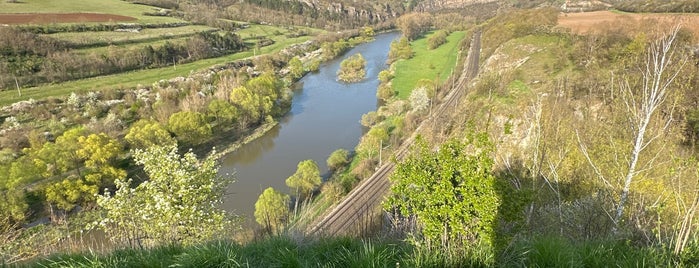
[327, 149, 350, 171]
[427, 30, 449, 50]
[388, 37, 413, 63]
[337, 54, 366, 83]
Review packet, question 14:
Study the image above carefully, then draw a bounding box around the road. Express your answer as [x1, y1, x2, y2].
[307, 30, 482, 237]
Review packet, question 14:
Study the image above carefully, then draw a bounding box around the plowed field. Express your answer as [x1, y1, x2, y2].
[558, 11, 699, 40]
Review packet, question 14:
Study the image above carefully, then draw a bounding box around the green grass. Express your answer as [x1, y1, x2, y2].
[235, 24, 324, 40]
[0, 0, 184, 24]
[27, 235, 697, 267]
[48, 25, 216, 46]
[0, 35, 314, 106]
[498, 34, 572, 83]
[392, 31, 466, 99]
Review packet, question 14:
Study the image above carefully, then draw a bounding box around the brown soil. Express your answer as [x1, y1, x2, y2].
[558, 11, 699, 41]
[0, 13, 136, 24]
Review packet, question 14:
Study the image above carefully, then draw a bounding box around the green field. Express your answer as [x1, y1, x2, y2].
[392, 31, 466, 99]
[72, 35, 193, 55]
[0, 0, 184, 24]
[236, 24, 324, 40]
[48, 25, 216, 46]
[0, 35, 314, 106]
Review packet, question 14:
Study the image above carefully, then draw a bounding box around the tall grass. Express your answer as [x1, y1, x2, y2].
[25, 234, 699, 267]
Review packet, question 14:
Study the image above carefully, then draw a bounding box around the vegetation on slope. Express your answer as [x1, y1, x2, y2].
[402, 6, 699, 266]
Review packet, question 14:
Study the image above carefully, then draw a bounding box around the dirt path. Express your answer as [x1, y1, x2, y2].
[0, 13, 136, 24]
[306, 30, 482, 237]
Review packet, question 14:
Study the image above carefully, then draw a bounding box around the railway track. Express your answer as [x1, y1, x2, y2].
[307, 30, 482, 237]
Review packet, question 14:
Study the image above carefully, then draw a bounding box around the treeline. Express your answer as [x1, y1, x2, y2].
[16, 22, 191, 35]
[0, 28, 245, 89]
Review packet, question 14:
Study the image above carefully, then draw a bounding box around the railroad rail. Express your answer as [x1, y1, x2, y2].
[307, 30, 482, 236]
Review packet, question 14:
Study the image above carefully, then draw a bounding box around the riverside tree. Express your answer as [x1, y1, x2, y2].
[125, 119, 176, 150]
[285, 159, 322, 214]
[327, 148, 350, 171]
[254, 187, 290, 234]
[96, 144, 232, 247]
[168, 111, 212, 145]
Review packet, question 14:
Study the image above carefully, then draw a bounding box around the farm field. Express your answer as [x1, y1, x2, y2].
[49, 25, 216, 46]
[0, 34, 315, 106]
[0, 13, 136, 24]
[0, 0, 184, 24]
[558, 10, 699, 41]
[392, 31, 466, 99]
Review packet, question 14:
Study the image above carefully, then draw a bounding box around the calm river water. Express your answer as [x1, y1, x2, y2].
[219, 32, 400, 222]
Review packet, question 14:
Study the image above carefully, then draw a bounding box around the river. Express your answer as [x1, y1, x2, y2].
[219, 32, 400, 223]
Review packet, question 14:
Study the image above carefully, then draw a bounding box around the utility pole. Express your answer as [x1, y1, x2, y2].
[13, 74, 21, 97]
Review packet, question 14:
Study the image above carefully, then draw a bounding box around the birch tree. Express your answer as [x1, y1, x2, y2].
[578, 27, 685, 232]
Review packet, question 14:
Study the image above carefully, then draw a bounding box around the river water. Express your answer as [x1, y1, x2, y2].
[219, 32, 400, 223]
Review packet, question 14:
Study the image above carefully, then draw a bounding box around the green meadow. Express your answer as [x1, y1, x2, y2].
[392, 31, 466, 99]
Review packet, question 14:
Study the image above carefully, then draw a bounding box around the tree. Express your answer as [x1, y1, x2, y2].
[230, 86, 262, 128]
[168, 111, 212, 145]
[409, 86, 430, 112]
[45, 176, 98, 211]
[385, 135, 499, 249]
[287, 56, 304, 79]
[125, 119, 176, 150]
[77, 133, 122, 169]
[396, 12, 432, 41]
[0, 189, 28, 225]
[207, 99, 239, 127]
[45, 127, 86, 175]
[578, 27, 685, 232]
[357, 126, 389, 158]
[254, 187, 290, 234]
[285, 159, 321, 214]
[327, 148, 350, 171]
[388, 37, 413, 63]
[362, 26, 375, 38]
[97, 145, 233, 247]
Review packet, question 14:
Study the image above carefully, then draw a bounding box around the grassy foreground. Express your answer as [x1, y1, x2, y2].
[392, 31, 466, 99]
[24, 235, 697, 267]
